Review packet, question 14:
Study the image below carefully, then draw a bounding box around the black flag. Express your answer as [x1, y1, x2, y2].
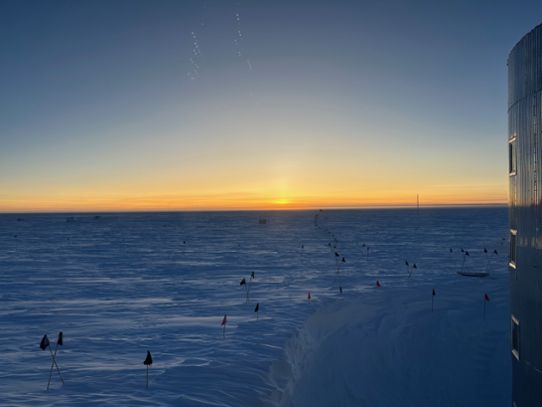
[251, 271, 255, 279]
[240, 278, 246, 286]
[144, 351, 153, 366]
[341, 257, 346, 263]
[493, 249, 498, 255]
[432, 288, 436, 297]
[413, 263, 417, 269]
[40, 335, 50, 350]
[405, 260, 409, 266]
[57, 332, 63, 346]
[484, 248, 488, 254]
[254, 303, 259, 313]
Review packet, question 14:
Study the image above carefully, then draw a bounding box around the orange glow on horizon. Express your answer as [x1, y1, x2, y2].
[0, 186, 507, 212]
[272, 198, 291, 206]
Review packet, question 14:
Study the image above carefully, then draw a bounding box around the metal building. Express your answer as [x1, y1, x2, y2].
[508, 22, 542, 407]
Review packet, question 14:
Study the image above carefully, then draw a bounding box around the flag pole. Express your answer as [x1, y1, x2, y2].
[143, 351, 153, 389]
[47, 341, 58, 391]
[461, 252, 467, 272]
[221, 314, 227, 338]
[47, 345, 64, 386]
[483, 293, 490, 320]
[240, 278, 248, 303]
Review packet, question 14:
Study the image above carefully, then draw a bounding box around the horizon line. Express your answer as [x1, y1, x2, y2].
[0, 202, 507, 215]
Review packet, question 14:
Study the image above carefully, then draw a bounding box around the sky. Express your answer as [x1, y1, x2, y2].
[1, 0, 541, 212]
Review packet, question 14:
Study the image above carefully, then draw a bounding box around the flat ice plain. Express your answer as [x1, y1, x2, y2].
[0, 207, 510, 406]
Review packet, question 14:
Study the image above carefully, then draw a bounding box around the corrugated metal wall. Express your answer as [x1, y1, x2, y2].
[508, 22, 542, 407]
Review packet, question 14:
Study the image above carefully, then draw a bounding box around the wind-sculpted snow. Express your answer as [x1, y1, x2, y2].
[268, 282, 510, 406]
[0, 208, 509, 406]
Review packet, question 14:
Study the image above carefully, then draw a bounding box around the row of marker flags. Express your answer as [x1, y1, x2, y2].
[222, 222, 360, 336]
[318, 212, 496, 318]
[221, 271, 259, 339]
[40, 332, 155, 390]
[40, 211, 502, 391]
[220, 224, 335, 342]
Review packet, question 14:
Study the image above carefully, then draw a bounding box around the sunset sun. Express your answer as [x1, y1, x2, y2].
[273, 198, 290, 206]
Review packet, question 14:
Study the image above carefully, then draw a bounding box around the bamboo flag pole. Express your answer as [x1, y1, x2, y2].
[41, 334, 64, 390]
[143, 351, 153, 389]
[240, 278, 248, 303]
[461, 250, 470, 272]
[483, 293, 490, 320]
[221, 314, 228, 338]
[47, 332, 64, 390]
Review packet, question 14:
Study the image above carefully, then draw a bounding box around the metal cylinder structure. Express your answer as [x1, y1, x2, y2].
[508, 22, 542, 407]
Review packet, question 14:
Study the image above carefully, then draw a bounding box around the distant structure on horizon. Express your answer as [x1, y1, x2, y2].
[508, 22, 542, 407]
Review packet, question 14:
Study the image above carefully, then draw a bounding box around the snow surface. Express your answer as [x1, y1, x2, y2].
[0, 208, 510, 406]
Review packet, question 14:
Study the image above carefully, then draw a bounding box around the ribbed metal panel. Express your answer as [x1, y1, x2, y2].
[508, 22, 542, 407]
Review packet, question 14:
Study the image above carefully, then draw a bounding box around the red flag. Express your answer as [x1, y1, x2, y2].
[221, 314, 227, 326]
[484, 293, 490, 302]
[376, 280, 381, 288]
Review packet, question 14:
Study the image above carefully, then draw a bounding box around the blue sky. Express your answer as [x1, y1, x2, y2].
[1, 0, 541, 211]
